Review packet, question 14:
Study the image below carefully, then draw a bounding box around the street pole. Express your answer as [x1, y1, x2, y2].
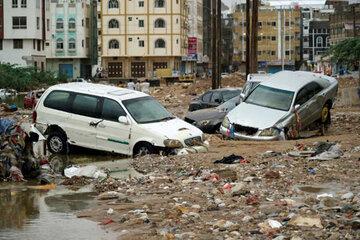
[217, 0, 221, 88]
[245, 0, 250, 78]
[211, 0, 217, 89]
[250, 0, 258, 73]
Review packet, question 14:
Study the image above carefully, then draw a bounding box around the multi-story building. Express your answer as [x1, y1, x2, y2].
[329, 3, 360, 45]
[232, 4, 301, 73]
[185, 0, 203, 74]
[0, 0, 50, 70]
[221, 11, 233, 73]
[101, 0, 189, 79]
[46, 0, 96, 79]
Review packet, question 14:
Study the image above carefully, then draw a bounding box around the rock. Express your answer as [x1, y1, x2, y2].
[264, 170, 280, 179]
[259, 219, 282, 233]
[213, 169, 237, 182]
[97, 191, 121, 200]
[213, 220, 235, 229]
[242, 215, 253, 222]
[289, 215, 323, 228]
[328, 232, 340, 240]
[291, 237, 303, 240]
[341, 192, 354, 200]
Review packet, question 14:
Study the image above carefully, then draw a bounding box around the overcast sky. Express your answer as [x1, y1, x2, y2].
[222, 0, 359, 9]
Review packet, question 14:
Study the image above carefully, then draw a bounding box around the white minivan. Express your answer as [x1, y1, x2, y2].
[33, 83, 207, 156]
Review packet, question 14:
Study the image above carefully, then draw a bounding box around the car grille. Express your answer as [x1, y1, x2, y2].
[233, 124, 258, 136]
[184, 136, 202, 146]
[184, 117, 195, 125]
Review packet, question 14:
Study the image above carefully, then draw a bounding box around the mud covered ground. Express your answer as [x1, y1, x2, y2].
[77, 75, 360, 239]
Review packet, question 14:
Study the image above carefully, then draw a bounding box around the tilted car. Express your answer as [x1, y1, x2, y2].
[184, 95, 241, 133]
[188, 88, 241, 112]
[220, 71, 338, 140]
[24, 89, 45, 109]
[33, 83, 208, 156]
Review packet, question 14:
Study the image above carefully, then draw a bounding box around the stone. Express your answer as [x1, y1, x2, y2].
[341, 192, 354, 200]
[289, 215, 323, 228]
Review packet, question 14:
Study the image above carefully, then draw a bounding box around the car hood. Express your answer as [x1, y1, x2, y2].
[186, 108, 226, 122]
[227, 103, 288, 129]
[141, 118, 203, 140]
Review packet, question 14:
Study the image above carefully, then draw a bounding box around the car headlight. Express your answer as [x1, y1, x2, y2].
[259, 128, 279, 137]
[164, 139, 183, 148]
[197, 120, 211, 126]
[222, 117, 230, 128]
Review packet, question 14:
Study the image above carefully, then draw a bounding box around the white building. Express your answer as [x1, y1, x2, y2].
[46, 0, 95, 79]
[0, 0, 50, 70]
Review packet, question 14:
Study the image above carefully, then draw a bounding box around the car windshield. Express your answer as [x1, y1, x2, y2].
[216, 96, 240, 112]
[245, 85, 294, 111]
[122, 96, 174, 123]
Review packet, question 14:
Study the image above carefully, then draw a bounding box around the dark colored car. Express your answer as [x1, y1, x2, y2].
[188, 88, 241, 112]
[185, 95, 241, 133]
[24, 89, 45, 109]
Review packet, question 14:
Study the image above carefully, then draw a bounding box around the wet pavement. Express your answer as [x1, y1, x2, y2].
[0, 153, 137, 240]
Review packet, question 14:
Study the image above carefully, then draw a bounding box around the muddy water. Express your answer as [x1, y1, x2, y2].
[0, 153, 138, 240]
[1, 94, 25, 108]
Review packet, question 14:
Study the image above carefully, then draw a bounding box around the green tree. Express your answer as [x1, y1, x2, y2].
[323, 37, 360, 85]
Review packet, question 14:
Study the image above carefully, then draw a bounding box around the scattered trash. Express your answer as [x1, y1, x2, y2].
[214, 154, 244, 164]
[64, 165, 107, 179]
[308, 168, 316, 174]
[289, 215, 323, 228]
[261, 151, 281, 159]
[98, 219, 114, 225]
[107, 208, 114, 214]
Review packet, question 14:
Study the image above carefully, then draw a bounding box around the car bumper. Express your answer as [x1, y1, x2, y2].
[219, 125, 281, 141]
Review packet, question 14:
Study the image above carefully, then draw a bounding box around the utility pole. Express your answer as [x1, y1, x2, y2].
[250, 0, 258, 73]
[217, 0, 221, 88]
[353, 5, 356, 37]
[211, 0, 217, 89]
[245, 0, 250, 78]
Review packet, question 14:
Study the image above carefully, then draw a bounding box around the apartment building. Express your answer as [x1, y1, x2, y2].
[101, 0, 189, 79]
[0, 0, 50, 70]
[221, 11, 233, 73]
[329, 3, 360, 45]
[46, 0, 96, 79]
[232, 4, 301, 73]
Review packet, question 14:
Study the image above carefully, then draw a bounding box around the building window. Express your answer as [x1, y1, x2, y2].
[109, 19, 119, 28]
[0, 40, 3, 50]
[326, 36, 330, 47]
[155, 39, 165, 48]
[37, 40, 41, 51]
[155, 18, 165, 28]
[56, 18, 63, 30]
[271, 21, 276, 26]
[257, 36, 262, 41]
[139, 1, 144, 7]
[139, 40, 144, 47]
[271, 51, 275, 55]
[69, 18, 76, 30]
[108, 0, 119, 8]
[316, 36, 323, 47]
[109, 39, 119, 49]
[47, 19, 50, 31]
[271, 36, 276, 41]
[128, 17, 132, 21]
[86, 18, 89, 28]
[12, 0, 18, 8]
[86, 38, 89, 48]
[13, 17, 27, 29]
[128, 38, 132, 42]
[258, 22, 262, 28]
[139, 20, 144, 27]
[285, 50, 290, 55]
[21, 0, 26, 8]
[56, 38, 63, 49]
[69, 38, 76, 50]
[13, 39, 23, 49]
[154, 0, 164, 8]
[295, 32, 300, 40]
[37, 17, 40, 30]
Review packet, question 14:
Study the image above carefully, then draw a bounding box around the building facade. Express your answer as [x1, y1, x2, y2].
[232, 4, 301, 73]
[0, 0, 50, 70]
[46, 0, 95, 79]
[309, 21, 330, 68]
[221, 11, 233, 73]
[101, 0, 189, 79]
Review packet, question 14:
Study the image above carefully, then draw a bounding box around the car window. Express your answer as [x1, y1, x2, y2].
[44, 91, 71, 112]
[201, 92, 212, 103]
[71, 93, 100, 118]
[295, 87, 310, 106]
[27, 92, 32, 98]
[216, 96, 240, 111]
[222, 90, 241, 101]
[306, 82, 323, 97]
[211, 91, 222, 103]
[102, 98, 126, 122]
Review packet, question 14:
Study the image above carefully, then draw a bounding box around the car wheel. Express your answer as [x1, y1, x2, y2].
[47, 131, 68, 154]
[134, 142, 154, 157]
[321, 104, 331, 125]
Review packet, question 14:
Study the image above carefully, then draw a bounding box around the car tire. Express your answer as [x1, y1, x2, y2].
[134, 142, 154, 157]
[321, 104, 331, 125]
[47, 131, 68, 154]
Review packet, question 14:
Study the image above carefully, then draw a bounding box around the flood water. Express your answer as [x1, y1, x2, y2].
[0, 153, 137, 240]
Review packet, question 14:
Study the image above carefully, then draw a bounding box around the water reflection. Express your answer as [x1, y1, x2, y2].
[1, 94, 25, 108]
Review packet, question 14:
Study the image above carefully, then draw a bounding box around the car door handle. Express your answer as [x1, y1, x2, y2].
[89, 119, 104, 127]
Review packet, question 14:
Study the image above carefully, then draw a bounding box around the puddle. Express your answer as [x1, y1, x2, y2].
[0, 152, 141, 240]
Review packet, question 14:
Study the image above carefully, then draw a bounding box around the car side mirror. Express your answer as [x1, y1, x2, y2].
[240, 93, 245, 100]
[118, 116, 129, 125]
[294, 104, 301, 111]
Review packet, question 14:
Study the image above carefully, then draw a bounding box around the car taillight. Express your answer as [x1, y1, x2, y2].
[32, 111, 37, 123]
